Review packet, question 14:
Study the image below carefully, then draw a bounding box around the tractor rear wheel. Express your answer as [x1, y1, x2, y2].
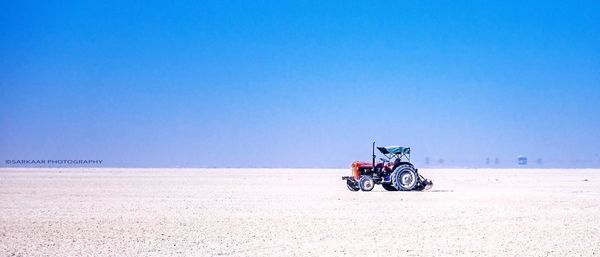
[358, 176, 375, 191]
[346, 179, 360, 191]
[392, 164, 417, 190]
[381, 183, 398, 191]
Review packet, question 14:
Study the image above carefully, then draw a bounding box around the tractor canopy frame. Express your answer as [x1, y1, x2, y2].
[376, 146, 411, 162]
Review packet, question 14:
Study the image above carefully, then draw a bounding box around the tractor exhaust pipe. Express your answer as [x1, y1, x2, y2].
[372, 141, 376, 167]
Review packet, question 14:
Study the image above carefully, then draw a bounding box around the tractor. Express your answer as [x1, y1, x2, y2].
[342, 142, 433, 191]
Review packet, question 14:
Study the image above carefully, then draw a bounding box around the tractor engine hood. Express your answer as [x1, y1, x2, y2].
[352, 161, 373, 169]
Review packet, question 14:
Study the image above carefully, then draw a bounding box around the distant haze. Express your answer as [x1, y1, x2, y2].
[1, 1, 599, 168]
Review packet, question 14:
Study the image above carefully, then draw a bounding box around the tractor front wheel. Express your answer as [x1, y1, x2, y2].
[358, 176, 375, 191]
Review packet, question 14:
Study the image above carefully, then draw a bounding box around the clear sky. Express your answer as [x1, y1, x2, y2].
[1, 1, 599, 168]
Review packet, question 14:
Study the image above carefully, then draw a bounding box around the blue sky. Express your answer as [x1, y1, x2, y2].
[1, 1, 599, 167]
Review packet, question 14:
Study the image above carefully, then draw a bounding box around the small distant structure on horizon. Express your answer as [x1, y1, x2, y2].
[486, 157, 499, 165]
[536, 158, 543, 165]
[518, 155, 527, 165]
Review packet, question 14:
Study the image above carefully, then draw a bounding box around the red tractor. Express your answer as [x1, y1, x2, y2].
[342, 142, 433, 191]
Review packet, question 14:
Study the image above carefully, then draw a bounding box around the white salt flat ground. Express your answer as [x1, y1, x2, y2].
[1, 168, 599, 256]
